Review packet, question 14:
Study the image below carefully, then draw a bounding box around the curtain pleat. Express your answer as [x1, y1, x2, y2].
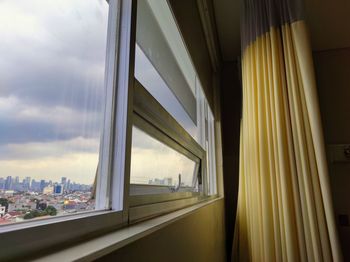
[233, 10, 343, 260]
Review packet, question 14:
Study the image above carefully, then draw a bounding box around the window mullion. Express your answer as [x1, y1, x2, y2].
[109, 0, 137, 221]
[95, 0, 121, 211]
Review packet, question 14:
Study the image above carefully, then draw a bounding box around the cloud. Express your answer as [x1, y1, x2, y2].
[0, 0, 109, 145]
[0, 137, 100, 160]
[0, 152, 98, 185]
[0, 0, 108, 109]
[0, 137, 100, 184]
[0, 0, 108, 183]
[0, 96, 103, 145]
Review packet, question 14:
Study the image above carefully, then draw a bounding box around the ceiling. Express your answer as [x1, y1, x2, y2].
[213, 0, 350, 61]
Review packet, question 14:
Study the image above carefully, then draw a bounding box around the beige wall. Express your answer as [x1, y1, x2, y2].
[313, 47, 350, 260]
[97, 199, 226, 262]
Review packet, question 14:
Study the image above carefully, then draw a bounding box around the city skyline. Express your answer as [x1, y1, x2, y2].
[0, 175, 93, 192]
[0, 175, 92, 185]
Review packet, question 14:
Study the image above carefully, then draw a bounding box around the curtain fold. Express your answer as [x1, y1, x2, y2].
[233, 0, 342, 261]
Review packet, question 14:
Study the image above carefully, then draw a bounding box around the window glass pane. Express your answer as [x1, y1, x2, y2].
[130, 127, 199, 195]
[135, 0, 200, 143]
[0, 0, 109, 224]
[135, 45, 198, 141]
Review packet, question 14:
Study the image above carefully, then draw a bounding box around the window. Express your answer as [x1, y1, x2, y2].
[129, 81, 206, 220]
[0, 0, 127, 259]
[0, 0, 110, 223]
[0, 0, 219, 260]
[127, 0, 218, 220]
[130, 126, 200, 195]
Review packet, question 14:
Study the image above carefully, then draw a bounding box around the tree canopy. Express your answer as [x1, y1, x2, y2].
[23, 206, 57, 220]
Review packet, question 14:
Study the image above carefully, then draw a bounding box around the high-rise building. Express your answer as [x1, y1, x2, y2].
[40, 180, 46, 193]
[31, 179, 36, 191]
[31, 179, 41, 192]
[0, 178, 5, 190]
[5, 176, 12, 190]
[53, 184, 63, 195]
[23, 177, 31, 191]
[25, 177, 31, 184]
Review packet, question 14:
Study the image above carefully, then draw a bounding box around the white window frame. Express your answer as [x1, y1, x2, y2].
[207, 106, 217, 195]
[128, 80, 207, 222]
[0, 0, 220, 260]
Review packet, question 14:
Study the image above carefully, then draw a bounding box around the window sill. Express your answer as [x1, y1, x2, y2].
[33, 196, 223, 262]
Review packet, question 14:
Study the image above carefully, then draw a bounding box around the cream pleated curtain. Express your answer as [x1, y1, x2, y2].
[233, 0, 343, 261]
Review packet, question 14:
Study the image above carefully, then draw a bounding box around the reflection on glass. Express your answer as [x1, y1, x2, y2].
[134, 45, 198, 141]
[130, 127, 198, 195]
[0, 0, 109, 224]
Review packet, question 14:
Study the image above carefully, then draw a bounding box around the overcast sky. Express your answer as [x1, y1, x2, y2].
[0, 0, 197, 187]
[0, 0, 108, 185]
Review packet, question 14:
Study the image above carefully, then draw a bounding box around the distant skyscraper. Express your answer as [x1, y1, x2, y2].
[31, 179, 41, 192]
[40, 180, 46, 192]
[67, 179, 71, 191]
[54, 184, 63, 195]
[23, 177, 31, 190]
[31, 179, 36, 190]
[0, 178, 5, 190]
[61, 177, 67, 185]
[5, 176, 12, 190]
[165, 177, 173, 186]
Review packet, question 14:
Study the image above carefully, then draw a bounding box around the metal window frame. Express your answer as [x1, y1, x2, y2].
[128, 80, 210, 222]
[133, 114, 201, 165]
[0, 0, 137, 260]
[95, 0, 122, 211]
[207, 106, 217, 195]
[133, 80, 205, 161]
[136, 0, 197, 123]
